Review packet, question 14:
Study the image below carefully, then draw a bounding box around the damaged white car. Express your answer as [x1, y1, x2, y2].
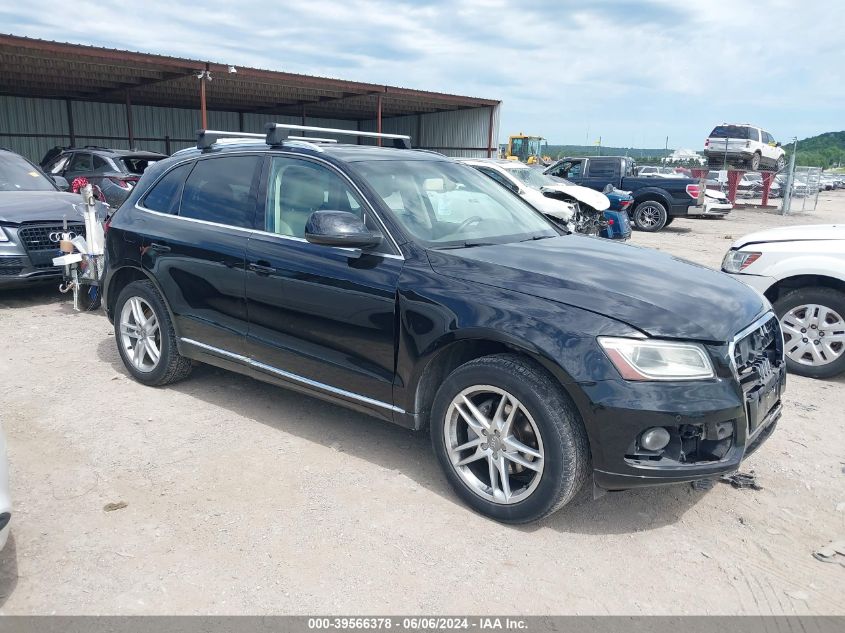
[457, 158, 611, 235]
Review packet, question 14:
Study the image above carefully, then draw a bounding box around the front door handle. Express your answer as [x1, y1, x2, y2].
[249, 262, 276, 275]
[149, 242, 171, 253]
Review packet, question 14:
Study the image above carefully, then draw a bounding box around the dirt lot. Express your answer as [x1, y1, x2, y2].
[0, 192, 843, 616]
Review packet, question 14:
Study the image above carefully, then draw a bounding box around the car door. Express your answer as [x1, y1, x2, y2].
[546, 159, 584, 183]
[138, 154, 262, 357]
[581, 157, 618, 190]
[244, 154, 403, 418]
[761, 131, 779, 164]
[63, 151, 94, 184]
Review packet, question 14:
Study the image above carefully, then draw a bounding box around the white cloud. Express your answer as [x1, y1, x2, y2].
[1, 0, 842, 146]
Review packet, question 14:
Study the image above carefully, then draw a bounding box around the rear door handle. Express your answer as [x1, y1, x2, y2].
[149, 242, 171, 253]
[249, 262, 276, 275]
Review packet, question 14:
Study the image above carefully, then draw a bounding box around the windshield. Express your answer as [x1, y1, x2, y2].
[0, 153, 57, 192]
[352, 160, 558, 247]
[506, 167, 556, 189]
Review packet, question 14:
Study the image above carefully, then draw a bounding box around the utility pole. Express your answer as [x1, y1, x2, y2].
[782, 137, 798, 215]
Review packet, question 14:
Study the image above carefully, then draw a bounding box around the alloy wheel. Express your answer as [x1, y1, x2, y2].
[119, 296, 162, 373]
[444, 385, 544, 505]
[636, 204, 662, 229]
[780, 304, 845, 367]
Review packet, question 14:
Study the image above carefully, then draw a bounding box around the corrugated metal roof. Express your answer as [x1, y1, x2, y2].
[0, 34, 499, 119]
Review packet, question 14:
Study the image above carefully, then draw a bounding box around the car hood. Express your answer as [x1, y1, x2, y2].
[540, 183, 610, 211]
[0, 191, 82, 224]
[428, 235, 767, 342]
[732, 224, 845, 249]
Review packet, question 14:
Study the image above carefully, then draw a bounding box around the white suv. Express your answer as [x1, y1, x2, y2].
[704, 124, 786, 172]
[722, 224, 845, 378]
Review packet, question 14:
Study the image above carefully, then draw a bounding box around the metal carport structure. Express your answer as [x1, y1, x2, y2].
[0, 34, 500, 161]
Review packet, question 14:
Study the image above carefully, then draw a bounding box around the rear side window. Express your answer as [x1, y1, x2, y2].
[68, 152, 93, 171]
[93, 155, 110, 171]
[142, 163, 193, 214]
[588, 159, 616, 178]
[180, 156, 261, 228]
[119, 156, 163, 175]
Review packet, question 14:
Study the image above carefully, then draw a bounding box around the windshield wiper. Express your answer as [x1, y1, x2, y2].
[519, 233, 556, 242]
[435, 240, 497, 250]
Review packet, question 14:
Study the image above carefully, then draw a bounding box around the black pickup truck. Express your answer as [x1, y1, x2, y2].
[543, 156, 705, 232]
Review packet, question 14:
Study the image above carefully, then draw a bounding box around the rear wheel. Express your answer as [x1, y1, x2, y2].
[774, 287, 845, 379]
[776, 156, 786, 171]
[430, 354, 590, 523]
[632, 200, 668, 232]
[114, 280, 193, 386]
[749, 152, 762, 171]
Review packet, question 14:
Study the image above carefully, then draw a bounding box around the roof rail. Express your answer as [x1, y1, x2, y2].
[197, 130, 265, 150]
[264, 123, 411, 149]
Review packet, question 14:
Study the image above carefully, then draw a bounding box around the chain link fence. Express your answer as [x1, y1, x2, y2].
[781, 166, 822, 214]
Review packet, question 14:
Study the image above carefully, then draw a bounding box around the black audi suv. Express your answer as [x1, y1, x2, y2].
[102, 125, 786, 523]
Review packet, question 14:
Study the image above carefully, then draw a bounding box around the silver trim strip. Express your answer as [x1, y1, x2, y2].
[180, 337, 404, 414]
[134, 204, 403, 260]
[135, 152, 404, 259]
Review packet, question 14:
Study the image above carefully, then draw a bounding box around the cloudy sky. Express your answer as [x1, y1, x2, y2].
[2, 0, 842, 148]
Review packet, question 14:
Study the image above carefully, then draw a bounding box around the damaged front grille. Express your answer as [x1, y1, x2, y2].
[732, 315, 782, 385]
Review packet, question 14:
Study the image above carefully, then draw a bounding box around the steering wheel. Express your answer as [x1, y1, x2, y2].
[448, 215, 483, 236]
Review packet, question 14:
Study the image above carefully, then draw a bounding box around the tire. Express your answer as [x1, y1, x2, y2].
[430, 354, 590, 523]
[776, 156, 785, 172]
[78, 284, 102, 311]
[632, 199, 668, 232]
[114, 280, 193, 386]
[749, 152, 761, 171]
[664, 216, 675, 226]
[773, 287, 845, 379]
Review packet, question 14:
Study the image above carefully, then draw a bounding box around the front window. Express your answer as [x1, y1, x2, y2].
[0, 152, 57, 192]
[352, 160, 558, 247]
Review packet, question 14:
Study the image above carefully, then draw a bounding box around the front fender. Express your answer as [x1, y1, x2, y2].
[752, 254, 845, 285]
[393, 265, 641, 415]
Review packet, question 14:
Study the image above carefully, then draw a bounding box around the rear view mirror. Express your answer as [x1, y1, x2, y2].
[305, 210, 383, 250]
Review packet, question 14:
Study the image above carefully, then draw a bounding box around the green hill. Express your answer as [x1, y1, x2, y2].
[541, 145, 670, 162]
[788, 131, 845, 168]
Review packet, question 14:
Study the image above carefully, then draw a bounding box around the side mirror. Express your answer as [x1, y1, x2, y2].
[305, 210, 383, 250]
[52, 175, 70, 191]
[775, 142, 782, 148]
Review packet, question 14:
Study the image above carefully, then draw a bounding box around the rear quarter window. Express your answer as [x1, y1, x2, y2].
[141, 162, 193, 214]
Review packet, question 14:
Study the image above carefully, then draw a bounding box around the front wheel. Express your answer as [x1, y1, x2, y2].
[430, 354, 590, 523]
[632, 200, 668, 232]
[774, 287, 845, 379]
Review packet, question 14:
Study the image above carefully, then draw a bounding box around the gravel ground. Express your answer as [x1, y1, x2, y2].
[0, 191, 843, 616]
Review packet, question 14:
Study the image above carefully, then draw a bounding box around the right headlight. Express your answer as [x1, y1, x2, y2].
[598, 337, 715, 381]
[722, 249, 761, 273]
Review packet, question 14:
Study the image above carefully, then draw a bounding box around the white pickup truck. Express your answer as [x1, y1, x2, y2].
[722, 224, 845, 378]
